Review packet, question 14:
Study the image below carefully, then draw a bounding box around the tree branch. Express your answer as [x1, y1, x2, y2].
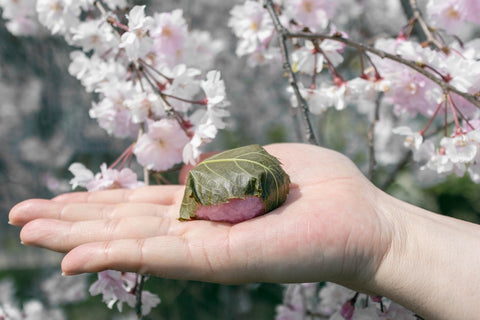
[284, 32, 480, 109]
[264, 0, 319, 145]
[407, 0, 445, 50]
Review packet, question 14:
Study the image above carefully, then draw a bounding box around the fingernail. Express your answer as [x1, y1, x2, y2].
[20, 241, 24, 245]
[61, 272, 67, 276]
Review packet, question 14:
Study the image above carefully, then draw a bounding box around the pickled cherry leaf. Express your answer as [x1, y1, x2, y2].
[179, 144, 290, 221]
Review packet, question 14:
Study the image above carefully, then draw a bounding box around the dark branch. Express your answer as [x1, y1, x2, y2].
[284, 32, 480, 109]
[264, 0, 319, 145]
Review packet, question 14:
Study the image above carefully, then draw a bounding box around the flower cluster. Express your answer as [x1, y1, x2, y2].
[275, 283, 416, 320]
[89, 270, 160, 316]
[228, 0, 340, 67]
[373, 37, 480, 182]
[426, 0, 480, 33]
[1, 1, 228, 172]
[1, 1, 228, 315]
[229, 0, 480, 184]
[68, 162, 144, 191]
[0, 0, 42, 36]
[67, 3, 227, 170]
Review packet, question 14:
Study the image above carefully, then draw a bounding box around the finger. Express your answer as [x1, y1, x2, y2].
[61, 235, 248, 284]
[9, 199, 177, 226]
[20, 216, 187, 252]
[52, 185, 184, 205]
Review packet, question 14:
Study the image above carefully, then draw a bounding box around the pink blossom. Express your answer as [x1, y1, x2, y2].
[89, 271, 160, 315]
[0, 0, 42, 36]
[372, 39, 439, 117]
[86, 163, 144, 191]
[275, 284, 317, 320]
[200, 70, 230, 129]
[119, 5, 154, 60]
[71, 19, 118, 54]
[68, 162, 94, 189]
[440, 133, 478, 164]
[133, 119, 189, 171]
[36, 0, 82, 36]
[183, 30, 225, 70]
[284, 0, 338, 31]
[89, 81, 141, 138]
[162, 64, 202, 113]
[140, 290, 161, 316]
[69, 162, 144, 191]
[89, 270, 137, 312]
[427, 0, 467, 33]
[292, 42, 324, 74]
[150, 9, 188, 66]
[182, 118, 218, 165]
[463, 0, 480, 25]
[318, 283, 356, 315]
[468, 158, 480, 182]
[228, 1, 274, 57]
[392, 126, 423, 151]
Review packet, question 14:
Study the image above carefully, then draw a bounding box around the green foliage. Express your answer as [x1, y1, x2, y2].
[180, 144, 290, 220]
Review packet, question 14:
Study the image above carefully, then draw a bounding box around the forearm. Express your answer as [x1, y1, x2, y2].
[371, 193, 480, 320]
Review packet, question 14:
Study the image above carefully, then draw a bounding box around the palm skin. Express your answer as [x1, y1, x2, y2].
[9, 143, 393, 291]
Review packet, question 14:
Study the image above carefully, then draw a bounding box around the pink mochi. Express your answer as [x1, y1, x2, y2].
[194, 196, 265, 223]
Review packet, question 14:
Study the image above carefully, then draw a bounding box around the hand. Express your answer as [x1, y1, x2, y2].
[10, 143, 480, 319]
[9, 143, 392, 290]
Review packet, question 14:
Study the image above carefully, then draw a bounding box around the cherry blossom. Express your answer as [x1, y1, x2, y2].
[35, 0, 83, 36]
[133, 119, 189, 171]
[426, 0, 467, 33]
[86, 163, 144, 191]
[89, 270, 159, 314]
[183, 30, 225, 70]
[71, 19, 118, 54]
[150, 9, 188, 67]
[69, 163, 144, 191]
[228, 0, 274, 57]
[441, 133, 478, 164]
[68, 162, 94, 189]
[119, 5, 154, 60]
[0, 0, 42, 36]
[392, 126, 423, 151]
[283, 0, 338, 31]
[200, 70, 230, 129]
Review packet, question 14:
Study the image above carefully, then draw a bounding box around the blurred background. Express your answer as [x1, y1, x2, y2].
[1, 0, 479, 319]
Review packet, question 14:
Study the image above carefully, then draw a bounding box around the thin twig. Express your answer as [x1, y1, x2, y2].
[285, 32, 480, 109]
[264, 0, 319, 145]
[408, 0, 445, 50]
[135, 274, 146, 319]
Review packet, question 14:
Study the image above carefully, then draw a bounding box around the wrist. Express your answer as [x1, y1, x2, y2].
[370, 191, 480, 320]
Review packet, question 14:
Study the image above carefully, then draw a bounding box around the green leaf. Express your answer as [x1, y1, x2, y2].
[180, 144, 290, 220]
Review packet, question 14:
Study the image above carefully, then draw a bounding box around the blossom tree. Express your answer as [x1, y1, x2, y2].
[1, 0, 480, 319]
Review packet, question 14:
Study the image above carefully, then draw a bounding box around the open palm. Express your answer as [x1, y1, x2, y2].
[9, 143, 392, 290]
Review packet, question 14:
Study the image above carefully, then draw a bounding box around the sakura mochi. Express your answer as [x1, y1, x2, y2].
[179, 144, 290, 223]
